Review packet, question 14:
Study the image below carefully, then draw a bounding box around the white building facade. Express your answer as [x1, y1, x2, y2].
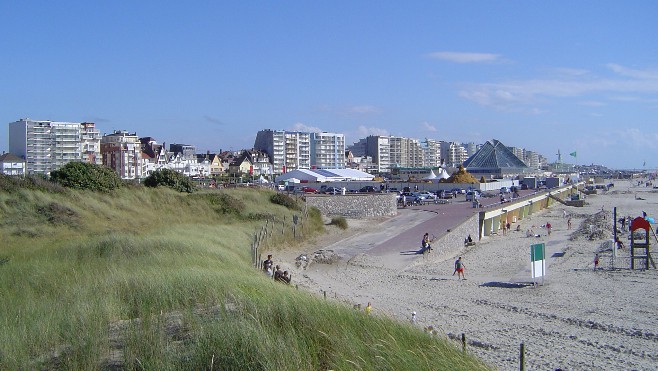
[9, 119, 102, 175]
[254, 129, 311, 175]
[310, 132, 346, 169]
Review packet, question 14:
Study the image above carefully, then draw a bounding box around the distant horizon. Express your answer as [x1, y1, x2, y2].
[1, 2, 656, 169]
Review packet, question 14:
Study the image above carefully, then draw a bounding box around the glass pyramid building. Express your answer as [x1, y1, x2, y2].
[462, 139, 531, 176]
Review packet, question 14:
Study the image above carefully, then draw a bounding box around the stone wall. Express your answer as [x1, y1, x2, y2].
[430, 214, 481, 261]
[305, 194, 397, 218]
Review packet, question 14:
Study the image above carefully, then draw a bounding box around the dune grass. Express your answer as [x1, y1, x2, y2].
[0, 185, 489, 370]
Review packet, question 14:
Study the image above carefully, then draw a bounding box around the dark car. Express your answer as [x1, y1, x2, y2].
[322, 186, 341, 194]
[359, 186, 377, 193]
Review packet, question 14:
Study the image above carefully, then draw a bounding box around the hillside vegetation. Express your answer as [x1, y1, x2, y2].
[0, 178, 489, 370]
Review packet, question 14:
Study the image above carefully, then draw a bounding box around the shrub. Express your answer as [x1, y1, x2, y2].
[270, 193, 301, 211]
[50, 162, 123, 192]
[0, 174, 65, 194]
[144, 169, 196, 193]
[196, 193, 244, 215]
[329, 216, 348, 230]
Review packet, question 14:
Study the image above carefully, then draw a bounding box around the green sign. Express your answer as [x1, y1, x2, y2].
[531, 243, 544, 261]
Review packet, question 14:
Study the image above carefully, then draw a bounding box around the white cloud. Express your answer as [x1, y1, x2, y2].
[458, 64, 658, 111]
[606, 64, 658, 80]
[356, 125, 389, 137]
[289, 122, 323, 133]
[421, 121, 437, 132]
[427, 51, 501, 63]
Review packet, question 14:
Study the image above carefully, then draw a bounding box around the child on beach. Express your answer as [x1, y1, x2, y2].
[593, 254, 600, 271]
[453, 257, 466, 279]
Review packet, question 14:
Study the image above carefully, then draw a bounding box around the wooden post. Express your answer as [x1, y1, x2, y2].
[519, 343, 525, 371]
[323, 291, 327, 300]
[461, 333, 466, 352]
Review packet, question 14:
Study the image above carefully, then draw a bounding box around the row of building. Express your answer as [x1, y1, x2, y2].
[2, 118, 549, 180]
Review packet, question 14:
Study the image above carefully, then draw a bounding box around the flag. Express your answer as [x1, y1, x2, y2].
[569, 151, 577, 157]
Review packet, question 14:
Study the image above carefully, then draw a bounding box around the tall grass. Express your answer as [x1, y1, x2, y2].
[0, 186, 489, 370]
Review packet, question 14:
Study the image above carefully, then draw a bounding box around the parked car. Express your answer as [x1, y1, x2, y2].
[417, 191, 437, 201]
[300, 186, 318, 193]
[359, 185, 377, 193]
[465, 190, 481, 202]
[436, 190, 453, 199]
[500, 187, 511, 194]
[399, 192, 421, 204]
[276, 184, 285, 191]
[520, 183, 528, 190]
[322, 186, 342, 194]
[450, 188, 465, 195]
[481, 192, 497, 198]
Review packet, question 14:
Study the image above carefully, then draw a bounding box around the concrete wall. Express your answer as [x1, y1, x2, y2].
[305, 193, 398, 218]
[429, 213, 481, 261]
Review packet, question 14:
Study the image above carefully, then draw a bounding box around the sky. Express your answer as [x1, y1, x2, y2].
[1, 1, 657, 170]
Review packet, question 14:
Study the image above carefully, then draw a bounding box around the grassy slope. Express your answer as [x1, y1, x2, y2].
[0, 185, 489, 370]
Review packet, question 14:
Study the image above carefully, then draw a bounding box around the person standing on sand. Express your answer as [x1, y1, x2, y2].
[593, 253, 600, 271]
[454, 257, 466, 279]
[546, 222, 552, 236]
[567, 217, 572, 230]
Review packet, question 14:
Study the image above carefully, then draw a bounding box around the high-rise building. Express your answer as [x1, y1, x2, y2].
[365, 136, 391, 173]
[254, 129, 311, 175]
[389, 136, 423, 168]
[101, 130, 142, 179]
[422, 138, 442, 168]
[310, 132, 345, 169]
[8, 118, 101, 175]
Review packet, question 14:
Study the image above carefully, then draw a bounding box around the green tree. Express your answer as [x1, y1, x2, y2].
[50, 162, 123, 192]
[144, 168, 196, 193]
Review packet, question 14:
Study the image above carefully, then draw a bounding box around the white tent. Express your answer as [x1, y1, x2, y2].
[437, 168, 450, 179]
[422, 170, 437, 181]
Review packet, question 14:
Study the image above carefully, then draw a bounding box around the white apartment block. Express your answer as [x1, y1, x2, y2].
[389, 136, 423, 168]
[366, 136, 391, 173]
[101, 130, 142, 180]
[310, 132, 345, 169]
[443, 141, 468, 168]
[9, 118, 101, 175]
[422, 138, 442, 168]
[254, 129, 310, 175]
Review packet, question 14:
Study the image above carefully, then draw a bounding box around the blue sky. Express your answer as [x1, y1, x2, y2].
[1, 1, 656, 169]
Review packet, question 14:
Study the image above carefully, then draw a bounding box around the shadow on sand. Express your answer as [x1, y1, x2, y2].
[479, 282, 534, 289]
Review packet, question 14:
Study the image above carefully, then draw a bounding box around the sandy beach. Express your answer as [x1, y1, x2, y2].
[278, 184, 658, 370]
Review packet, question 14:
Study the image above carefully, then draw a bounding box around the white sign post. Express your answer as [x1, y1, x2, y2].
[531, 243, 546, 286]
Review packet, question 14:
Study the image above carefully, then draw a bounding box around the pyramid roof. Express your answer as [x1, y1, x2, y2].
[463, 139, 530, 174]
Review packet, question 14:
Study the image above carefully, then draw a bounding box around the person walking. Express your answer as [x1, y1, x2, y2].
[454, 257, 466, 280]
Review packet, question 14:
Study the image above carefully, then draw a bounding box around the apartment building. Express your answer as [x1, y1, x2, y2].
[8, 118, 101, 175]
[422, 138, 442, 168]
[101, 130, 142, 180]
[389, 136, 423, 168]
[254, 129, 310, 175]
[309, 132, 345, 169]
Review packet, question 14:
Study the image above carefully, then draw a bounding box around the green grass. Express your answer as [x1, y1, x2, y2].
[0, 185, 489, 370]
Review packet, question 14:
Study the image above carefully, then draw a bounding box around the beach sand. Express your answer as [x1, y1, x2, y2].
[278, 184, 658, 370]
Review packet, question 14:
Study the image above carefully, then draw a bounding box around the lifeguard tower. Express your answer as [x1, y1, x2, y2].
[630, 217, 654, 269]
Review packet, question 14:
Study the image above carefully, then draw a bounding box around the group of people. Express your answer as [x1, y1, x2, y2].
[262, 254, 292, 284]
